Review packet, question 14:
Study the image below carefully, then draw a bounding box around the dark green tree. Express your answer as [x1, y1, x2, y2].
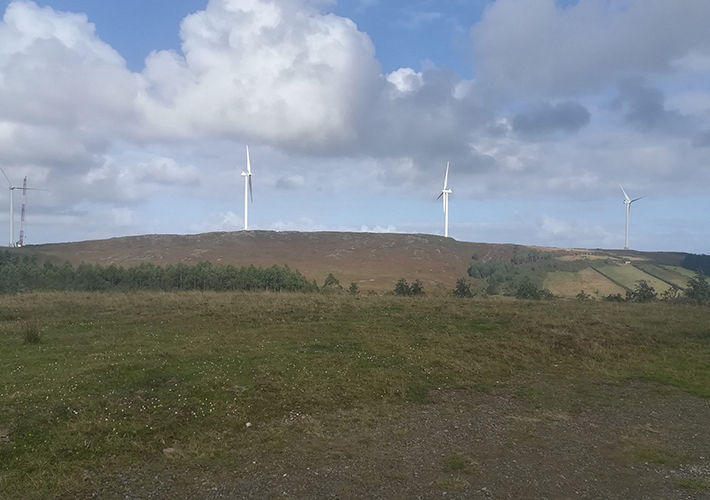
[685, 270, 710, 304]
[409, 279, 425, 296]
[626, 280, 657, 302]
[394, 278, 411, 296]
[322, 273, 342, 291]
[452, 278, 473, 298]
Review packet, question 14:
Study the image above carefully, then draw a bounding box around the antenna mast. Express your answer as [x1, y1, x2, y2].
[18, 176, 26, 247]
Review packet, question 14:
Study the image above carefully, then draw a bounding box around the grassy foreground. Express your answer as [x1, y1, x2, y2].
[1, 292, 709, 498]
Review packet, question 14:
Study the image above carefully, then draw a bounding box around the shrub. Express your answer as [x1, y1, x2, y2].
[660, 284, 682, 301]
[21, 321, 41, 344]
[410, 279, 425, 296]
[394, 278, 425, 297]
[576, 290, 592, 301]
[452, 278, 473, 298]
[347, 282, 360, 295]
[603, 293, 625, 302]
[626, 280, 657, 303]
[322, 273, 342, 290]
[685, 270, 710, 304]
[394, 278, 411, 296]
[515, 279, 555, 300]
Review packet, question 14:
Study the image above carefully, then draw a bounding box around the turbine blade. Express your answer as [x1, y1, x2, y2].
[630, 196, 645, 203]
[619, 184, 630, 201]
[246, 145, 252, 174]
[0, 166, 11, 188]
[436, 192, 443, 201]
[248, 176, 253, 203]
[443, 162, 449, 189]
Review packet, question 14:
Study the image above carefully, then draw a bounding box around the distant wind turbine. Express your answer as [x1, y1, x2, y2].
[620, 185, 645, 250]
[240, 146, 253, 230]
[436, 162, 452, 238]
[0, 167, 45, 247]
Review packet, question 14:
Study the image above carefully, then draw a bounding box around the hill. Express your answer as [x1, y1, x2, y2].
[11, 231, 698, 295]
[16, 231, 520, 292]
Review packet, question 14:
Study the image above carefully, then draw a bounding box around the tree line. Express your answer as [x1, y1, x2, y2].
[0, 251, 317, 294]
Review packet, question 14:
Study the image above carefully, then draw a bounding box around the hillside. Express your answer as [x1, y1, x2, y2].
[12, 231, 696, 295]
[18, 231, 518, 292]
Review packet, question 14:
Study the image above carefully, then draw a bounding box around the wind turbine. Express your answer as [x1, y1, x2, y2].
[436, 162, 452, 238]
[620, 185, 644, 250]
[240, 146, 253, 230]
[0, 167, 45, 247]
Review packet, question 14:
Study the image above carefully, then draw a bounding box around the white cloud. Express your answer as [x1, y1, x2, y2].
[275, 174, 306, 190]
[537, 214, 615, 247]
[385, 68, 423, 94]
[473, 0, 710, 96]
[112, 207, 134, 227]
[190, 211, 243, 233]
[137, 0, 382, 149]
[0, 1, 137, 130]
[270, 217, 328, 232]
[360, 224, 397, 233]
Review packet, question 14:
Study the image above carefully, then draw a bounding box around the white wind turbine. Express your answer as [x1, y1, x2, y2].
[620, 185, 644, 250]
[436, 162, 452, 238]
[0, 167, 44, 247]
[240, 146, 253, 230]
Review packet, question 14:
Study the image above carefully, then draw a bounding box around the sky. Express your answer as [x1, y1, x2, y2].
[0, 0, 709, 253]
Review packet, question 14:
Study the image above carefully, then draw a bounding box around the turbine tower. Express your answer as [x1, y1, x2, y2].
[0, 167, 44, 247]
[240, 146, 253, 230]
[18, 177, 27, 247]
[436, 162, 452, 238]
[620, 185, 644, 250]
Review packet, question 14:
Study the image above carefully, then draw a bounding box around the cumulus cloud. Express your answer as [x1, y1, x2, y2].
[190, 211, 243, 233]
[0, 0, 708, 249]
[360, 224, 397, 233]
[536, 214, 615, 247]
[138, 157, 200, 186]
[137, 0, 382, 149]
[614, 79, 697, 135]
[473, 0, 710, 96]
[112, 208, 134, 227]
[512, 101, 591, 137]
[275, 174, 306, 190]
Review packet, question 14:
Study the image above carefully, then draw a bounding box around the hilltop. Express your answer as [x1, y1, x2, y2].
[13, 231, 698, 296]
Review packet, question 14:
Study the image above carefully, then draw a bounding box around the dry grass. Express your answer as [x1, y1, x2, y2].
[545, 267, 627, 297]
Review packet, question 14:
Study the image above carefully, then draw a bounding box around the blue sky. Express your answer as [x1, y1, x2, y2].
[0, 0, 709, 253]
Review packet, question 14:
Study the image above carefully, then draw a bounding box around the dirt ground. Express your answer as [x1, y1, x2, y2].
[61, 380, 710, 500]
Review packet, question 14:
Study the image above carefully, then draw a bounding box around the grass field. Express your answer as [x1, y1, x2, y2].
[544, 267, 627, 297]
[661, 265, 699, 279]
[633, 263, 691, 288]
[1, 292, 710, 499]
[593, 264, 673, 293]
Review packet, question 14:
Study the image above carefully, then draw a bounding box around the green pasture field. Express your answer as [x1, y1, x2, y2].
[1, 292, 709, 499]
[633, 263, 691, 288]
[593, 264, 672, 292]
[661, 265, 698, 279]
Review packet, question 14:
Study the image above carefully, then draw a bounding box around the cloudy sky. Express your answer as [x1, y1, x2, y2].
[0, 0, 709, 253]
